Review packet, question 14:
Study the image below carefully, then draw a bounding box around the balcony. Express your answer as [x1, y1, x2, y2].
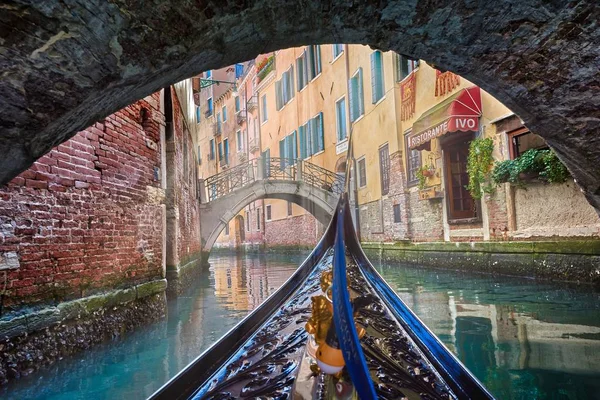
[246, 100, 258, 113]
[248, 138, 260, 153]
[256, 56, 275, 83]
[236, 110, 247, 126]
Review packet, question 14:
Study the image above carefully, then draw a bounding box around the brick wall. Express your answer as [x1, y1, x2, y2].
[359, 152, 409, 242]
[0, 93, 166, 310]
[406, 189, 445, 242]
[171, 90, 202, 263]
[264, 214, 320, 247]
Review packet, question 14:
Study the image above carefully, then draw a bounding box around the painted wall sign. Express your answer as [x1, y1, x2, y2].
[409, 116, 479, 149]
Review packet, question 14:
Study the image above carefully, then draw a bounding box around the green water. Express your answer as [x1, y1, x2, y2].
[2, 252, 599, 399]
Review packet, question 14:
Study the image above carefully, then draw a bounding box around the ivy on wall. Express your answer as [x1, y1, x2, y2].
[491, 148, 569, 186]
[466, 138, 495, 199]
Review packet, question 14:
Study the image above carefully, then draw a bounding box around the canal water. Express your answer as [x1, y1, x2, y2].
[2, 252, 599, 400]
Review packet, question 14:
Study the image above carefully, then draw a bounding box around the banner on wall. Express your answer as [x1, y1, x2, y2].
[435, 70, 461, 97]
[401, 73, 416, 121]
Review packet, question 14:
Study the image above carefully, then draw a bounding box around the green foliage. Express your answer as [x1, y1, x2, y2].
[416, 165, 434, 190]
[491, 148, 569, 185]
[466, 138, 495, 199]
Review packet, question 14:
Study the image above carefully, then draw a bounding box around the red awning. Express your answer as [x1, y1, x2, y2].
[408, 86, 482, 151]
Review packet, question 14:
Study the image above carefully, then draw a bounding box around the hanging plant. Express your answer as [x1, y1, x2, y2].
[416, 164, 435, 190]
[491, 148, 569, 186]
[466, 138, 495, 199]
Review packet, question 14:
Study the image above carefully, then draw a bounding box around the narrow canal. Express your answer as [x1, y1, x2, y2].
[2, 252, 599, 400]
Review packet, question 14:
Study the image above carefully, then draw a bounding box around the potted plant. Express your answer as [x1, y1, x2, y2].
[416, 165, 435, 189]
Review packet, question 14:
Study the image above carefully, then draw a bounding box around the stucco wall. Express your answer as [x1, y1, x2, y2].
[513, 181, 600, 238]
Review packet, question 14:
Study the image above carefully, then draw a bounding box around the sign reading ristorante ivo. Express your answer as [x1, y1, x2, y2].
[408, 116, 479, 150]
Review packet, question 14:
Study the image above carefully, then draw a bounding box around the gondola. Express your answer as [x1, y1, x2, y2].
[150, 192, 495, 400]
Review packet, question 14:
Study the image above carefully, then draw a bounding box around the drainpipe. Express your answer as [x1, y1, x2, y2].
[344, 44, 361, 239]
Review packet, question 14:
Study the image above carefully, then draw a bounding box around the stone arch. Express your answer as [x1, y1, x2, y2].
[0, 2, 598, 212]
[200, 180, 338, 253]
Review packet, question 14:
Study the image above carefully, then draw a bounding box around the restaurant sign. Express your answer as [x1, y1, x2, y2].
[408, 116, 479, 149]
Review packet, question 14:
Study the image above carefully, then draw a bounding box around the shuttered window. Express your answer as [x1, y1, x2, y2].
[336, 97, 347, 141]
[209, 139, 215, 160]
[379, 144, 390, 195]
[349, 68, 364, 122]
[371, 51, 385, 103]
[296, 53, 308, 91]
[299, 125, 307, 159]
[223, 139, 229, 165]
[396, 54, 419, 81]
[358, 157, 367, 188]
[332, 44, 344, 59]
[216, 112, 222, 134]
[222, 106, 227, 122]
[235, 96, 240, 112]
[262, 148, 271, 177]
[307, 45, 322, 80]
[405, 132, 421, 186]
[276, 66, 295, 110]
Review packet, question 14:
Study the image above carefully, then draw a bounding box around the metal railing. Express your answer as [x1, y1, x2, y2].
[202, 156, 344, 203]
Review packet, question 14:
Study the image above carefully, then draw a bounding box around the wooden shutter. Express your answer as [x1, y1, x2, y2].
[299, 125, 306, 159]
[296, 57, 303, 90]
[379, 144, 390, 195]
[371, 52, 377, 104]
[317, 112, 324, 152]
[275, 80, 282, 110]
[349, 77, 355, 122]
[357, 68, 364, 116]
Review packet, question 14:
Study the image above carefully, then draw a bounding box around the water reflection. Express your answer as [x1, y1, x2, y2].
[375, 262, 600, 399]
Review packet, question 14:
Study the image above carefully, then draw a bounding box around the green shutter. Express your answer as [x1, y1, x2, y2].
[292, 130, 298, 163]
[290, 67, 295, 98]
[275, 80, 282, 110]
[317, 113, 324, 152]
[279, 140, 286, 169]
[371, 52, 377, 104]
[299, 125, 306, 159]
[306, 121, 313, 156]
[349, 77, 355, 122]
[358, 68, 364, 116]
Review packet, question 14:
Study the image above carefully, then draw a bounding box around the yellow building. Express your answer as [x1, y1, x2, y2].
[196, 45, 600, 249]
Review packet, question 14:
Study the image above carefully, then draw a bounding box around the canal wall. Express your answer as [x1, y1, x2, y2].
[0, 279, 167, 386]
[362, 240, 600, 285]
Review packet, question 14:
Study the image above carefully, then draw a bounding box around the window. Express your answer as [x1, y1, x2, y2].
[195, 105, 201, 124]
[222, 106, 227, 122]
[349, 68, 364, 122]
[266, 205, 272, 221]
[507, 127, 547, 160]
[223, 139, 229, 164]
[207, 98, 213, 116]
[197, 145, 202, 165]
[287, 201, 293, 216]
[206, 70, 212, 79]
[279, 130, 298, 168]
[216, 112, 222, 134]
[263, 148, 271, 177]
[393, 204, 401, 223]
[256, 208, 261, 230]
[405, 132, 421, 186]
[209, 139, 215, 160]
[236, 130, 243, 151]
[224, 223, 229, 235]
[299, 113, 325, 159]
[276, 66, 295, 110]
[335, 97, 347, 142]
[379, 144, 390, 195]
[358, 157, 367, 188]
[261, 95, 268, 122]
[307, 45, 322, 80]
[235, 96, 240, 113]
[371, 51, 385, 103]
[296, 53, 308, 91]
[218, 141, 223, 160]
[396, 54, 419, 82]
[246, 212, 250, 231]
[332, 44, 344, 59]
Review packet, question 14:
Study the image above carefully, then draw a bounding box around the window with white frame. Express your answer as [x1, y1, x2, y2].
[335, 97, 347, 142]
[261, 94, 268, 122]
[222, 105, 227, 122]
[358, 157, 367, 188]
[371, 51, 385, 103]
[332, 44, 344, 59]
[236, 130, 243, 151]
[276, 66, 295, 110]
[207, 98, 213, 116]
[349, 68, 364, 122]
[195, 105, 201, 124]
[396, 54, 419, 82]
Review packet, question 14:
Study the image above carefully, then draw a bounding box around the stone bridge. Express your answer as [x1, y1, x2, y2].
[199, 157, 342, 251]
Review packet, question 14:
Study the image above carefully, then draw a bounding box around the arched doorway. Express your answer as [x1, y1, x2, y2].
[334, 157, 347, 193]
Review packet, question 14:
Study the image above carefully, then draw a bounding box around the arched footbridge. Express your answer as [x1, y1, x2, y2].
[199, 157, 343, 251]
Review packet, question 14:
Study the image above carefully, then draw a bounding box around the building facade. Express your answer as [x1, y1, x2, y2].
[195, 45, 600, 250]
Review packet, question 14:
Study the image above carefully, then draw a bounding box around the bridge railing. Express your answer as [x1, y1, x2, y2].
[201, 156, 345, 203]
